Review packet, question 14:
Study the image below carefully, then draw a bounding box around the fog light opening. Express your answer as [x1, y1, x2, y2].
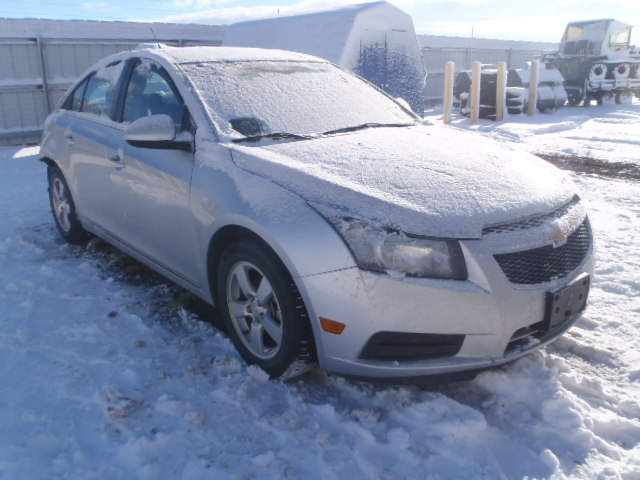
[320, 317, 346, 335]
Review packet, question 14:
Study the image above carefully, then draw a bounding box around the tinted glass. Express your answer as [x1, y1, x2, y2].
[123, 59, 185, 130]
[80, 61, 124, 118]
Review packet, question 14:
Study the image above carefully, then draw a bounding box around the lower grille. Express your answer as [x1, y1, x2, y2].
[494, 220, 590, 285]
[359, 331, 465, 362]
[504, 321, 547, 354]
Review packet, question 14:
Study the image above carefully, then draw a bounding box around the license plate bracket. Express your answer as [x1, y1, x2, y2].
[544, 273, 590, 332]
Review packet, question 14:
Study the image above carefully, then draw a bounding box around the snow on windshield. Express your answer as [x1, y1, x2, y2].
[181, 60, 414, 137]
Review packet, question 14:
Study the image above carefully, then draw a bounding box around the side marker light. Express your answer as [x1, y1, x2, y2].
[320, 317, 346, 335]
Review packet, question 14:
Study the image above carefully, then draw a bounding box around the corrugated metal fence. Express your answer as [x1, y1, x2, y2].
[0, 19, 225, 145]
[420, 35, 558, 103]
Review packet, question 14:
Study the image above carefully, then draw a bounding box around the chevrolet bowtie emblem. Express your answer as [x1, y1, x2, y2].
[550, 225, 570, 248]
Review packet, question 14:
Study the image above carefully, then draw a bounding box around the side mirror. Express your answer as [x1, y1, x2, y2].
[125, 114, 192, 152]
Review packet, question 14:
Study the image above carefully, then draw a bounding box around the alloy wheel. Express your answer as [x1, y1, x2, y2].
[51, 177, 72, 233]
[226, 261, 284, 360]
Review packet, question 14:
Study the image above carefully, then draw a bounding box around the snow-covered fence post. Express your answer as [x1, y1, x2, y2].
[496, 61, 506, 122]
[443, 61, 455, 124]
[470, 61, 481, 124]
[528, 59, 540, 116]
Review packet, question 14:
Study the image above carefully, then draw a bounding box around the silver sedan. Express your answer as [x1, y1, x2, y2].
[41, 46, 594, 381]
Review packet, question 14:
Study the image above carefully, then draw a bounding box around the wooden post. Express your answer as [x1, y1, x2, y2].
[496, 61, 506, 122]
[528, 59, 540, 116]
[470, 61, 481, 124]
[443, 61, 455, 124]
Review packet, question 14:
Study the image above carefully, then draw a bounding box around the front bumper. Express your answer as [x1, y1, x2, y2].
[297, 218, 595, 379]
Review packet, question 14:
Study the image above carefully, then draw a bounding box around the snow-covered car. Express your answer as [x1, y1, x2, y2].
[40, 46, 594, 381]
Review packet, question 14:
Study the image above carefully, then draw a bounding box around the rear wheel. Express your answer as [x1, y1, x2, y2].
[217, 239, 316, 379]
[615, 91, 633, 105]
[48, 165, 90, 244]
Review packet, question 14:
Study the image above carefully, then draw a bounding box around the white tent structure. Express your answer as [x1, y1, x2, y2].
[224, 1, 426, 114]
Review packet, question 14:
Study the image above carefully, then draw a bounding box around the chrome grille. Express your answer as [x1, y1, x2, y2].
[494, 219, 590, 285]
[483, 195, 580, 235]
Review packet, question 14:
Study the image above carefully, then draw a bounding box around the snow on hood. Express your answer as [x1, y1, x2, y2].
[229, 125, 577, 239]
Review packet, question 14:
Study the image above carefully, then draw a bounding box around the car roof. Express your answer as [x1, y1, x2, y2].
[153, 45, 327, 64]
[78, 45, 328, 86]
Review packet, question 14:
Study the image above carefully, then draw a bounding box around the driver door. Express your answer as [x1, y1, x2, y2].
[107, 58, 198, 285]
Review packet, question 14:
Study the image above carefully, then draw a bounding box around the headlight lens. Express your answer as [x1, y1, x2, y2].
[335, 218, 467, 280]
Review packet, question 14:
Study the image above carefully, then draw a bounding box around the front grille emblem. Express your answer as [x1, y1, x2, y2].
[550, 224, 571, 248]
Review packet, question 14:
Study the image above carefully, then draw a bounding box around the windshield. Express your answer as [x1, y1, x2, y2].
[180, 60, 415, 138]
[610, 26, 631, 47]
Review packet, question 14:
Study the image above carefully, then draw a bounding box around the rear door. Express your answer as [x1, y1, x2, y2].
[63, 60, 127, 233]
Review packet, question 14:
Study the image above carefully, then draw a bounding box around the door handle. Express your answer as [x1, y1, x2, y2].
[64, 130, 75, 146]
[109, 155, 125, 170]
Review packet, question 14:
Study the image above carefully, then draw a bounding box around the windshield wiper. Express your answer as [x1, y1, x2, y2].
[322, 123, 413, 136]
[233, 132, 313, 143]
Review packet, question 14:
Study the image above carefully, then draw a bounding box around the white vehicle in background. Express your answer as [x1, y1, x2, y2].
[544, 19, 640, 105]
[41, 45, 594, 381]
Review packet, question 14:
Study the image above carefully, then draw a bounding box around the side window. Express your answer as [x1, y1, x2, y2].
[123, 60, 186, 131]
[80, 61, 124, 118]
[64, 77, 89, 111]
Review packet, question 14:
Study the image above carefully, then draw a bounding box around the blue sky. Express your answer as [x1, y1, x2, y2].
[2, 0, 638, 42]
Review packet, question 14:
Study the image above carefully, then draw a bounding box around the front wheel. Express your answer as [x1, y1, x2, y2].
[217, 239, 316, 379]
[48, 165, 90, 244]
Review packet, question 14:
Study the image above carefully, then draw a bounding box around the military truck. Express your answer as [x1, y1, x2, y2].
[544, 19, 640, 105]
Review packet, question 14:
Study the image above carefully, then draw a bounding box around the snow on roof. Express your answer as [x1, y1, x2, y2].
[80, 45, 324, 78]
[154, 46, 324, 64]
[223, 1, 416, 67]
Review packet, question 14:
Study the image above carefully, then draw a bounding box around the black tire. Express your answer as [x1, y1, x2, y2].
[217, 238, 316, 379]
[47, 165, 90, 244]
[615, 91, 632, 105]
[565, 86, 583, 106]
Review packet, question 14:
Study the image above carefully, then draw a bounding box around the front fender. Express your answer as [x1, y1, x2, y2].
[190, 140, 357, 288]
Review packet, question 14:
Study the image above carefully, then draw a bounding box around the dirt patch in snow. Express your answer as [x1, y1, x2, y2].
[536, 153, 640, 182]
[83, 237, 223, 330]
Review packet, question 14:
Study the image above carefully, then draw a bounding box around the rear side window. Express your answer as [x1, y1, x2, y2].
[80, 61, 124, 119]
[65, 77, 89, 111]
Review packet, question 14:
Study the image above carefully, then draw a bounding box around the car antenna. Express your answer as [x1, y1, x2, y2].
[150, 28, 161, 48]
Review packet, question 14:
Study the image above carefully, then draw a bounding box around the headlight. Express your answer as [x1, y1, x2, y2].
[333, 218, 467, 280]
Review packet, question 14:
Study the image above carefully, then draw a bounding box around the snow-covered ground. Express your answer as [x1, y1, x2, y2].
[1, 102, 639, 479]
[428, 100, 640, 167]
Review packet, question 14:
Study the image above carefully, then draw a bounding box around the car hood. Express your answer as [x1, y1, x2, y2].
[228, 125, 577, 239]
